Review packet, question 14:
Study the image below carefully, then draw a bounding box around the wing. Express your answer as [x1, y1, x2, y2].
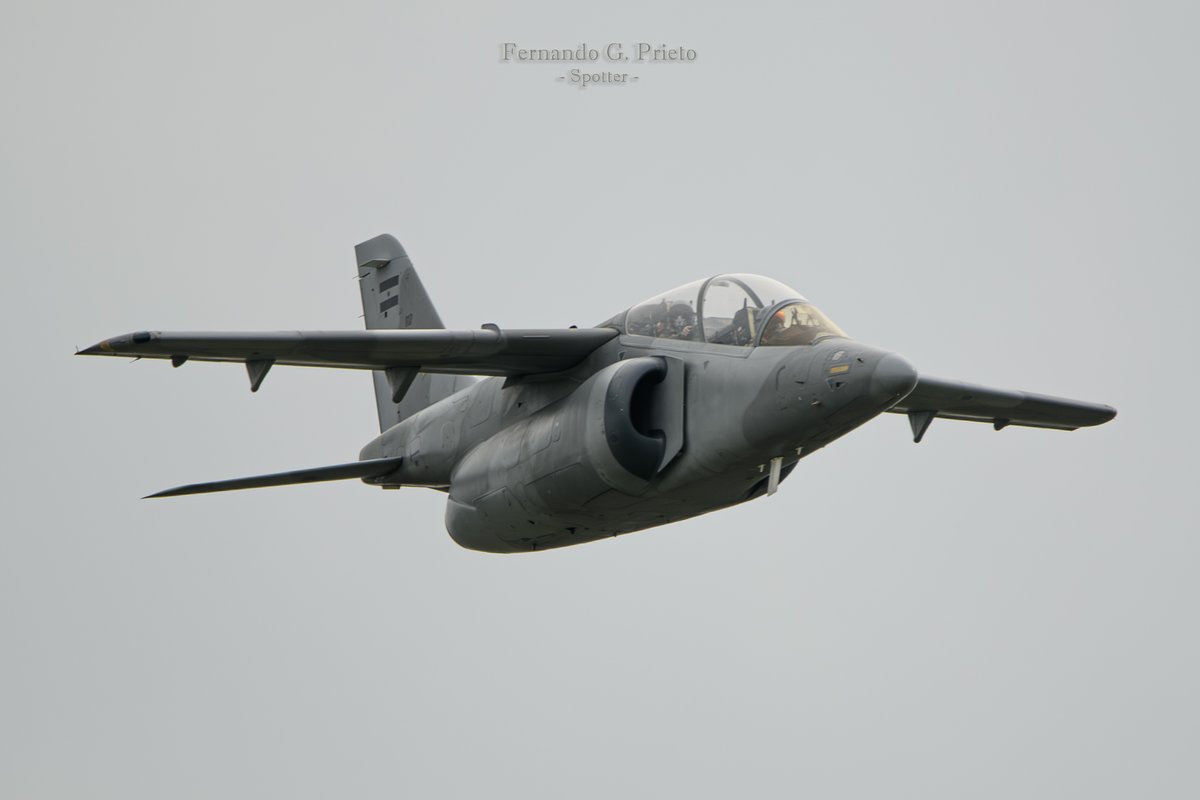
[77, 327, 617, 378]
[888, 375, 1116, 440]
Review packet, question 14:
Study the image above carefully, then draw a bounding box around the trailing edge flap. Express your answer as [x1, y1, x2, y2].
[78, 328, 618, 378]
[887, 375, 1117, 432]
[145, 457, 405, 498]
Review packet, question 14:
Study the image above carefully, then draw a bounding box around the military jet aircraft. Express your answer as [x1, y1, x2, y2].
[79, 234, 1116, 552]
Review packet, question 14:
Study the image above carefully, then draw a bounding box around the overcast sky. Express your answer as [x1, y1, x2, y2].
[3, 1, 1198, 797]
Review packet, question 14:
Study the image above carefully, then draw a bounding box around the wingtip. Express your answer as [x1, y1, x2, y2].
[77, 332, 152, 357]
[1076, 404, 1117, 428]
[1088, 404, 1118, 425]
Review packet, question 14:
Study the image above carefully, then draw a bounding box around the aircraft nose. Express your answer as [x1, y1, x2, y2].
[869, 353, 918, 405]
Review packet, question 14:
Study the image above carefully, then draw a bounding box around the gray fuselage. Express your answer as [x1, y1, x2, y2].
[359, 334, 916, 552]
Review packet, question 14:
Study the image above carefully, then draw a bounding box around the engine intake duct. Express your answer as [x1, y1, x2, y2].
[603, 356, 685, 480]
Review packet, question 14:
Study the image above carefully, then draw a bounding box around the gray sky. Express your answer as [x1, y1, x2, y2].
[3, 1, 1197, 797]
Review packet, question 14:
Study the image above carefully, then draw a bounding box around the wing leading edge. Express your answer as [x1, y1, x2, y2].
[888, 375, 1116, 440]
[77, 327, 617, 378]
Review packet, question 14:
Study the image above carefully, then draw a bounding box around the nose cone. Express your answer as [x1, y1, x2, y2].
[869, 353, 918, 406]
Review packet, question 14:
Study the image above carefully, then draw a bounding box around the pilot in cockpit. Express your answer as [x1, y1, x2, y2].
[656, 302, 697, 341]
[760, 303, 828, 346]
[634, 299, 696, 341]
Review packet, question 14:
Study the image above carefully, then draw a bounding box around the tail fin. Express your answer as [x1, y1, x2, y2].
[355, 234, 475, 431]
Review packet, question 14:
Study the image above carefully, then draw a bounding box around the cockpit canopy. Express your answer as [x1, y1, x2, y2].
[601, 273, 847, 347]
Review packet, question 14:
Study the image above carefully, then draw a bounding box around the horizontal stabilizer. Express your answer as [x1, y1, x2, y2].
[887, 375, 1116, 433]
[78, 327, 616, 378]
[145, 456, 404, 498]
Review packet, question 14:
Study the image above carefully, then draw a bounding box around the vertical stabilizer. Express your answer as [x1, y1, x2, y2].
[355, 234, 475, 431]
